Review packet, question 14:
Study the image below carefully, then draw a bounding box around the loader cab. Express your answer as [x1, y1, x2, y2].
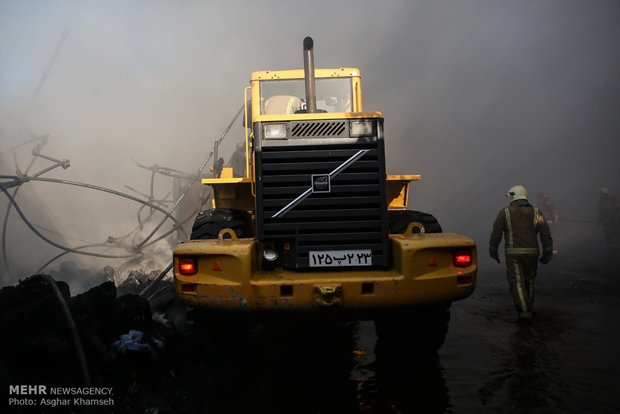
[239, 68, 367, 182]
[249, 68, 363, 121]
[260, 77, 354, 114]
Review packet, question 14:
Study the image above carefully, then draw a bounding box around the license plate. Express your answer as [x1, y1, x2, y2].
[309, 249, 372, 267]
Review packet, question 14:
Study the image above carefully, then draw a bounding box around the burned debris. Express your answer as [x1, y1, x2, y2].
[0, 86, 246, 414]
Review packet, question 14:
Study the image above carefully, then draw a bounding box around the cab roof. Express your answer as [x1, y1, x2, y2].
[251, 68, 361, 81]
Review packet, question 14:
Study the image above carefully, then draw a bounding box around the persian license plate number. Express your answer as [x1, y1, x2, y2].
[309, 249, 372, 267]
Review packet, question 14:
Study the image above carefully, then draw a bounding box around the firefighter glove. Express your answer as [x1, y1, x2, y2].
[539, 255, 551, 264]
[489, 249, 500, 264]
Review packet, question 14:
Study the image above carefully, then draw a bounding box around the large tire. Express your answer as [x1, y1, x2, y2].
[190, 208, 252, 240]
[374, 305, 451, 355]
[380, 212, 447, 355]
[187, 210, 253, 350]
[388, 210, 442, 234]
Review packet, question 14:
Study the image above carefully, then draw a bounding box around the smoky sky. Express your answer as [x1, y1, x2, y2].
[1, 0, 619, 280]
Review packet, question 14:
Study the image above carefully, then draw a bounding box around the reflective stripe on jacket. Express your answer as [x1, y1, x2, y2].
[489, 199, 553, 256]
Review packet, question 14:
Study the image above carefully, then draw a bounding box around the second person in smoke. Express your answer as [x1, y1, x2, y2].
[489, 185, 553, 323]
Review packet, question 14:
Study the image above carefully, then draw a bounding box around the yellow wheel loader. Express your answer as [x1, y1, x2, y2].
[173, 37, 477, 351]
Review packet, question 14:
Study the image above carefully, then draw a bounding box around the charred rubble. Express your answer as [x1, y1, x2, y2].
[0, 268, 193, 412]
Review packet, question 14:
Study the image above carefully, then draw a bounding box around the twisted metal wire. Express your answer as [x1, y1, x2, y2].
[1, 105, 242, 278]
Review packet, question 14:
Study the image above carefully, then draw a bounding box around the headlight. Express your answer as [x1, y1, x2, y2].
[350, 120, 375, 137]
[263, 248, 279, 262]
[263, 123, 287, 139]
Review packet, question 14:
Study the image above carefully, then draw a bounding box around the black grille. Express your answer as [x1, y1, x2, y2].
[291, 121, 348, 138]
[256, 139, 389, 270]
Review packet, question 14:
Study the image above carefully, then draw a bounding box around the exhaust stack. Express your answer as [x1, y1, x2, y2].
[303, 36, 317, 113]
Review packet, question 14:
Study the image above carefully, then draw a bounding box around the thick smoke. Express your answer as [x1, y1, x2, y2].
[1, 1, 619, 286]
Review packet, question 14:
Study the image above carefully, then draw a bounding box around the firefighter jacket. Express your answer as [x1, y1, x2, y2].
[489, 199, 553, 257]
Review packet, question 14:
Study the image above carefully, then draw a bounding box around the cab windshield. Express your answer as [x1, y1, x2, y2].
[260, 78, 353, 115]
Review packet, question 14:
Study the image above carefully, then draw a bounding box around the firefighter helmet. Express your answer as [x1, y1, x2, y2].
[506, 185, 527, 202]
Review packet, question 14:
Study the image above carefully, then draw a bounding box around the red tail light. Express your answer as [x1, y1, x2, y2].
[453, 250, 473, 267]
[179, 258, 197, 275]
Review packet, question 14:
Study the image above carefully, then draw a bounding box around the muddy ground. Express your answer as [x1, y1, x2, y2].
[2, 232, 619, 414]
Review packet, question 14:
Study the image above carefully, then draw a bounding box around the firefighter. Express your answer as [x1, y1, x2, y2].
[489, 185, 554, 323]
[537, 192, 558, 230]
